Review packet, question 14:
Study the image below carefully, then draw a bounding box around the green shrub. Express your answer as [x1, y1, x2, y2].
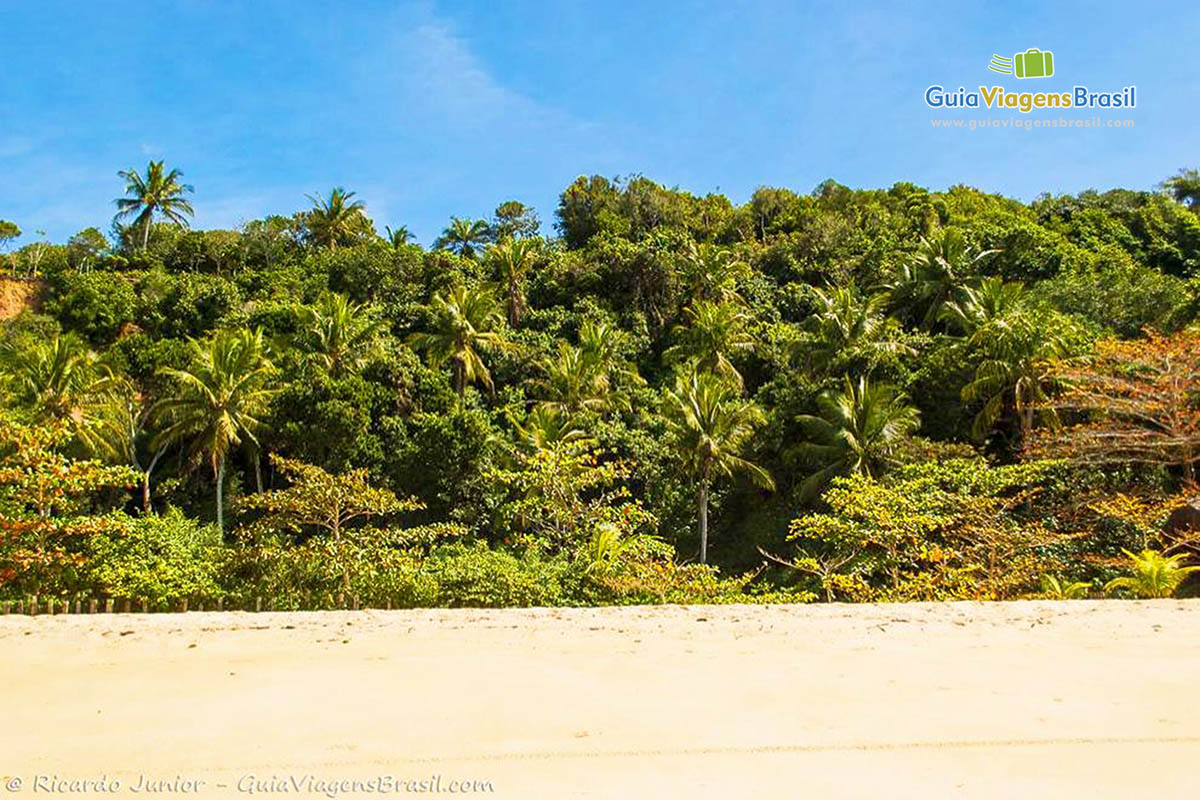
[424, 542, 570, 607]
[85, 509, 223, 607]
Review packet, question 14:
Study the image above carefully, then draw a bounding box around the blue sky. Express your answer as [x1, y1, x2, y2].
[1, 0, 1195, 246]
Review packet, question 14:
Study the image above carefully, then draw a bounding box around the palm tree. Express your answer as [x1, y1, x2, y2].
[798, 286, 911, 373]
[487, 237, 540, 328]
[385, 225, 413, 248]
[794, 376, 921, 500]
[535, 342, 610, 415]
[1104, 549, 1199, 599]
[433, 217, 491, 258]
[509, 405, 591, 454]
[151, 328, 277, 531]
[664, 300, 755, 386]
[578, 319, 644, 390]
[0, 334, 123, 425]
[939, 276, 1027, 336]
[296, 292, 383, 377]
[663, 371, 774, 564]
[679, 242, 750, 306]
[304, 188, 371, 250]
[961, 309, 1070, 442]
[114, 160, 195, 249]
[408, 284, 507, 399]
[893, 227, 997, 329]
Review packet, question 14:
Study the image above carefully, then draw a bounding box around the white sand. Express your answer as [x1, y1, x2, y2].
[2, 601, 1198, 799]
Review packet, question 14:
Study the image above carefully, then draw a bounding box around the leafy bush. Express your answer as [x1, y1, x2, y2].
[84, 509, 223, 606]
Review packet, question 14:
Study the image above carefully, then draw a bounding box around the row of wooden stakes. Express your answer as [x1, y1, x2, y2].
[0, 595, 382, 615]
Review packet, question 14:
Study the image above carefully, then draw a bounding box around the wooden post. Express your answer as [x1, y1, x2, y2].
[104, 599, 114, 614]
[255, 597, 262, 613]
[140, 599, 148, 613]
[30, 595, 38, 616]
[16, 600, 24, 615]
[88, 599, 97, 614]
[73, 600, 81, 614]
[351, 596, 359, 611]
[120, 598, 130, 614]
[216, 597, 224, 612]
[180, 598, 188, 613]
[1, 600, 9, 615]
[386, 598, 392, 611]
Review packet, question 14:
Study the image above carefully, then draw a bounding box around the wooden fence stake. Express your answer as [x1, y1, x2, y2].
[180, 598, 188, 613]
[88, 599, 97, 614]
[104, 599, 114, 614]
[255, 597, 262, 612]
[16, 600, 24, 615]
[140, 599, 148, 613]
[30, 595, 38, 616]
[216, 597, 224, 612]
[1, 600, 9, 615]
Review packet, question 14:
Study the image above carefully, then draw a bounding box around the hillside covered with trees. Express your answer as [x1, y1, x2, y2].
[2, 165, 1200, 608]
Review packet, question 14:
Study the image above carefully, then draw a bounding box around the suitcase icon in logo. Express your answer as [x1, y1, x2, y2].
[1014, 48, 1054, 79]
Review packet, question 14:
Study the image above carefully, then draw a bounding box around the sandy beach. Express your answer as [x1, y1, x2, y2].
[2, 601, 1198, 799]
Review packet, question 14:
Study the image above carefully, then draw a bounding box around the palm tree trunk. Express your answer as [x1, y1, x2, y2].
[141, 446, 165, 515]
[698, 482, 710, 564]
[142, 216, 151, 250]
[215, 457, 226, 532]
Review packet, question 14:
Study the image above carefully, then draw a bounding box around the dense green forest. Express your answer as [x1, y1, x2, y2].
[3, 164, 1200, 608]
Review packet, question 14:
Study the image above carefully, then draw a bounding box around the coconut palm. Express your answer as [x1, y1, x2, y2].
[939, 276, 1027, 336]
[663, 371, 774, 563]
[151, 328, 277, 530]
[487, 237, 540, 328]
[535, 342, 610, 415]
[961, 309, 1071, 442]
[113, 161, 195, 249]
[304, 188, 371, 250]
[893, 227, 998, 329]
[433, 217, 491, 259]
[793, 376, 921, 500]
[798, 285, 911, 373]
[578, 319, 644, 390]
[0, 334, 123, 425]
[679, 242, 750, 306]
[408, 284, 507, 399]
[1165, 169, 1200, 208]
[664, 300, 755, 386]
[385, 225, 412, 248]
[1104, 549, 1199, 599]
[509, 405, 591, 454]
[296, 292, 383, 377]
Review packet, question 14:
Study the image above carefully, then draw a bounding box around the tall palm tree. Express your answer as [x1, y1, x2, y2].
[509, 405, 591, 455]
[961, 309, 1070, 442]
[1165, 169, 1200, 209]
[433, 217, 491, 259]
[0, 334, 123, 425]
[893, 227, 998, 329]
[408, 284, 507, 399]
[113, 160, 195, 249]
[798, 285, 911, 373]
[296, 292, 383, 377]
[663, 371, 774, 564]
[794, 376, 921, 500]
[535, 342, 610, 415]
[151, 328, 277, 530]
[939, 276, 1027, 336]
[487, 237, 540, 328]
[385, 225, 413, 248]
[679, 242, 750, 306]
[579, 319, 644, 387]
[664, 300, 755, 386]
[304, 188, 371, 250]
